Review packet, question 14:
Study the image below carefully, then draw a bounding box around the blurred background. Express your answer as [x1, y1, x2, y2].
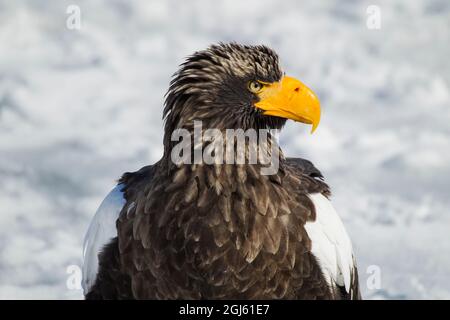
[0, 0, 449, 299]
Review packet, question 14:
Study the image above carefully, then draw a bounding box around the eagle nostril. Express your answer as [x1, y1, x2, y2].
[294, 87, 300, 92]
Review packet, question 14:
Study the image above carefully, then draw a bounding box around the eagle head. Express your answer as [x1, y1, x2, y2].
[163, 43, 320, 143]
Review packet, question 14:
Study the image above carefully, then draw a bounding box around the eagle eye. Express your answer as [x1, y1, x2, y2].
[248, 80, 264, 94]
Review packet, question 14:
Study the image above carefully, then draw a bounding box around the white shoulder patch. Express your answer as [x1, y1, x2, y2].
[305, 193, 355, 292]
[82, 184, 126, 294]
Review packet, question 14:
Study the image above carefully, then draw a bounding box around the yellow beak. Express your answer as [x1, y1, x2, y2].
[255, 76, 321, 133]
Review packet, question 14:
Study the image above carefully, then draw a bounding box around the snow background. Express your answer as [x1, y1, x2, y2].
[0, 0, 449, 299]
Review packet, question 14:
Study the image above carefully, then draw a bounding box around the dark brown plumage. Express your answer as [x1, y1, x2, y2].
[85, 43, 360, 300]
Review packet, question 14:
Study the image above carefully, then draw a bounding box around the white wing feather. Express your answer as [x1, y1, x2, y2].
[82, 184, 125, 294]
[305, 193, 355, 292]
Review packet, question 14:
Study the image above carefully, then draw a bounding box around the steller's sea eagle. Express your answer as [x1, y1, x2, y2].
[82, 43, 360, 299]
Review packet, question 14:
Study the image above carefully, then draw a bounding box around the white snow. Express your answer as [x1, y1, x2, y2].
[0, 0, 449, 299]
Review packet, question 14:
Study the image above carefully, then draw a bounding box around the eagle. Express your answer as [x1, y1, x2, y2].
[82, 43, 360, 300]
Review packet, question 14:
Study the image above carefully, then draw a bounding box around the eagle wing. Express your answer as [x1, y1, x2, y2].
[286, 158, 360, 299]
[82, 165, 156, 296]
[82, 184, 125, 294]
